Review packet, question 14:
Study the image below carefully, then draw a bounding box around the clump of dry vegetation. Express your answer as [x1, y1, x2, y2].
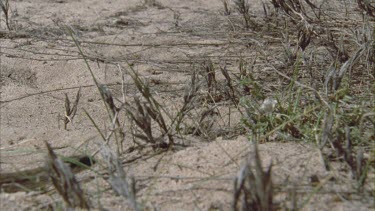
[46, 141, 91, 209]
[233, 141, 274, 211]
[0, 0, 374, 210]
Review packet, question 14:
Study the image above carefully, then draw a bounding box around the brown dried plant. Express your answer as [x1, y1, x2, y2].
[45, 141, 91, 209]
[323, 31, 349, 64]
[127, 96, 161, 147]
[63, 87, 81, 130]
[357, 0, 375, 17]
[204, 60, 217, 96]
[233, 141, 274, 211]
[222, 0, 231, 15]
[220, 65, 240, 106]
[271, 0, 317, 21]
[98, 84, 125, 145]
[297, 24, 313, 51]
[100, 143, 140, 211]
[125, 66, 199, 149]
[234, 0, 257, 29]
[126, 69, 172, 149]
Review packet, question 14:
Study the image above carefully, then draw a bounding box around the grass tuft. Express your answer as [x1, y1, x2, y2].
[233, 141, 274, 211]
[45, 141, 91, 209]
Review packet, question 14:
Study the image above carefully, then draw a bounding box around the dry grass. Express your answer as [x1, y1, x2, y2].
[45, 141, 91, 209]
[0, 0, 374, 210]
[233, 141, 274, 211]
[0, 0, 11, 30]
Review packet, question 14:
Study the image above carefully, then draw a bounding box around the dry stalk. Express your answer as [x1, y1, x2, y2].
[220, 66, 239, 105]
[271, 0, 316, 22]
[100, 144, 140, 211]
[176, 69, 201, 130]
[233, 141, 274, 211]
[329, 126, 369, 190]
[98, 84, 125, 150]
[125, 64, 201, 149]
[63, 87, 81, 130]
[333, 41, 369, 90]
[322, 31, 349, 63]
[222, 0, 231, 15]
[125, 66, 173, 148]
[69, 27, 128, 155]
[320, 108, 334, 150]
[191, 106, 218, 138]
[45, 141, 91, 209]
[234, 0, 257, 29]
[357, 0, 375, 17]
[0, 0, 11, 30]
[204, 60, 218, 96]
[297, 23, 313, 51]
[127, 96, 156, 146]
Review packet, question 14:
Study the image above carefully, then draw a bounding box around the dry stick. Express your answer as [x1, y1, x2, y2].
[1, 49, 260, 66]
[68, 27, 112, 116]
[0, 84, 93, 104]
[99, 84, 125, 154]
[136, 175, 233, 182]
[68, 26, 125, 153]
[1, 45, 81, 58]
[0, 81, 184, 105]
[118, 64, 129, 153]
[3, 35, 229, 47]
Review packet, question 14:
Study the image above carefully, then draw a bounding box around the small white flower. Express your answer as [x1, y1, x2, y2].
[260, 98, 277, 114]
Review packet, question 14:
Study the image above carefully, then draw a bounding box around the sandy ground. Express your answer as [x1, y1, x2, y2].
[0, 0, 374, 210]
